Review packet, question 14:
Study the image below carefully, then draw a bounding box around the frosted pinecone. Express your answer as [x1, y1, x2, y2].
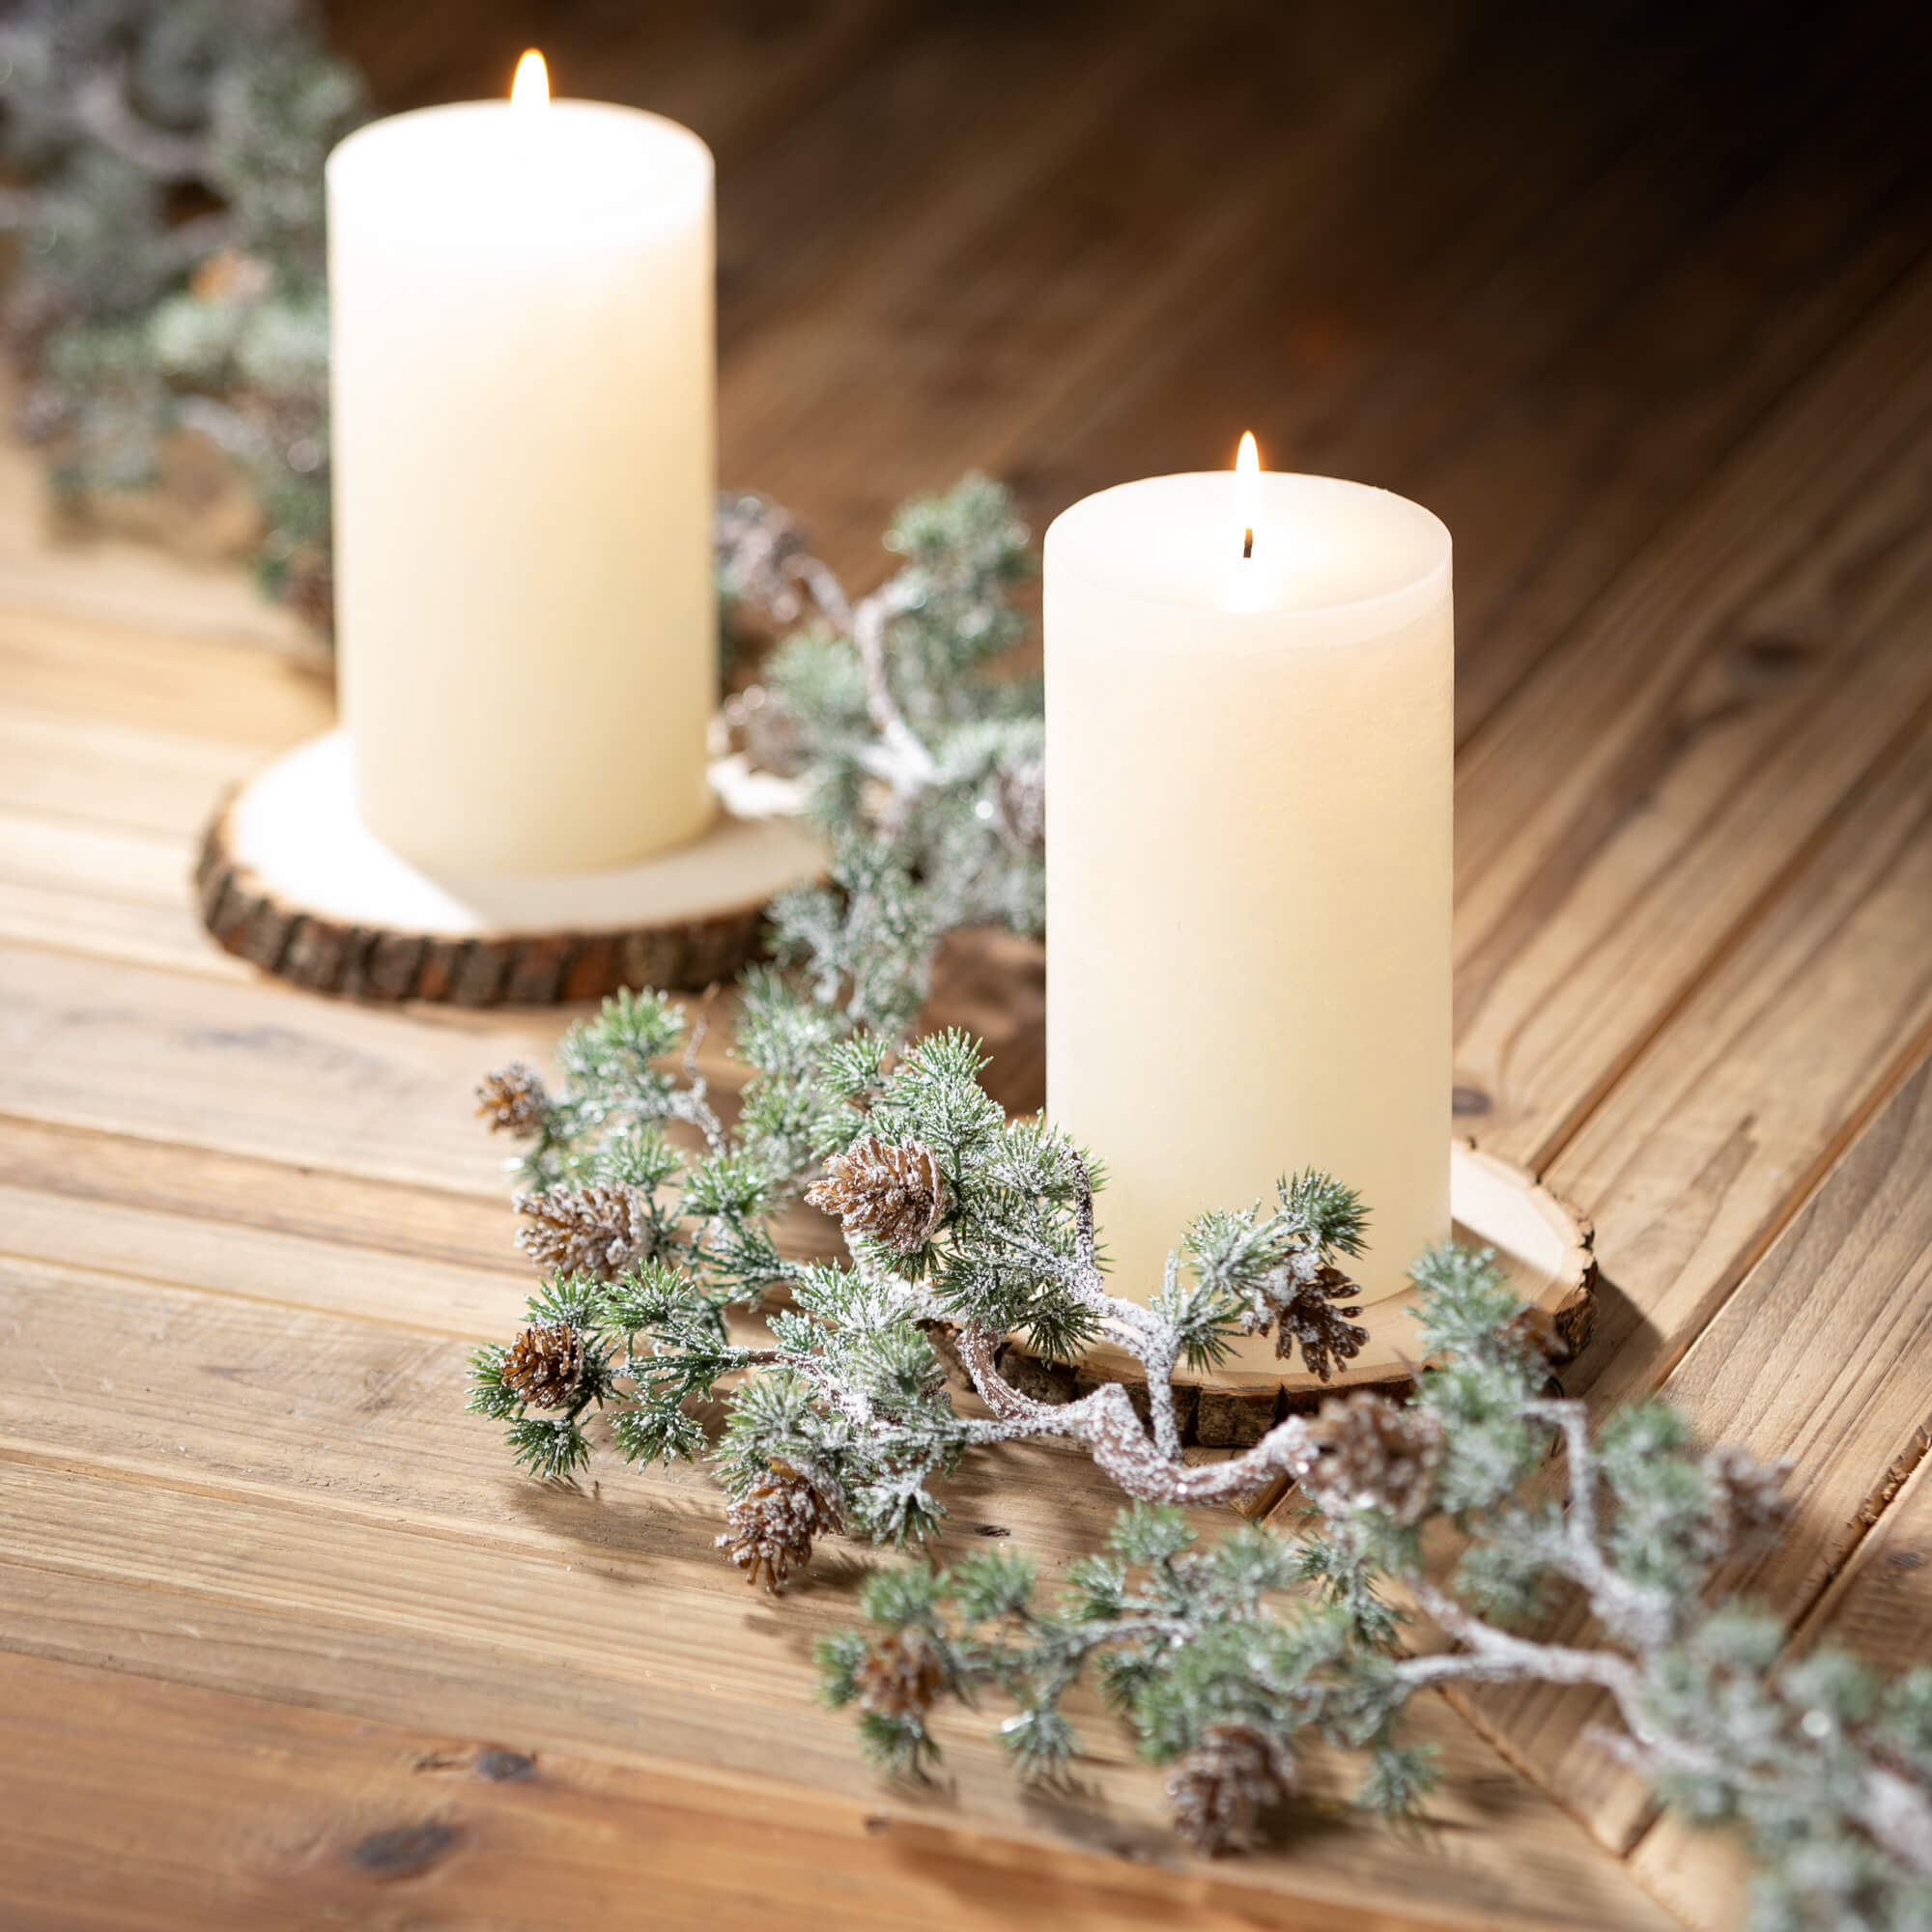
[716, 1462, 840, 1594]
[1269, 1260, 1368, 1381]
[189, 247, 275, 305]
[719, 682, 805, 778]
[501, 1322, 583, 1410]
[1166, 1723, 1295, 1856]
[476, 1064, 550, 1136]
[1301, 1392, 1445, 1525]
[807, 1137, 948, 1255]
[715, 490, 815, 624]
[514, 1185, 653, 1279]
[1704, 1444, 1792, 1554]
[992, 754, 1045, 857]
[856, 1627, 948, 1719]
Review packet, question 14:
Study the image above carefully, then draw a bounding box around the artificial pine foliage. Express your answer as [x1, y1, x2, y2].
[717, 477, 1045, 1037]
[469, 988, 1932, 1915]
[0, 0, 369, 629]
[470, 994, 1375, 1535]
[820, 1244, 1932, 1920]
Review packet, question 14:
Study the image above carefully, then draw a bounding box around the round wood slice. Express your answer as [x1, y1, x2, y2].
[997, 1138, 1596, 1451]
[196, 730, 826, 1006]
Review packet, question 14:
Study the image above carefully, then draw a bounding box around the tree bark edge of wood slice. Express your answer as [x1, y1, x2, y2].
[194, 732, 827, 1007]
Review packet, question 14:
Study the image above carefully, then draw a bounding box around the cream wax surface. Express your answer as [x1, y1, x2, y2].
[328, 98, 716, 873]
[1045, 470, 1453, 1350]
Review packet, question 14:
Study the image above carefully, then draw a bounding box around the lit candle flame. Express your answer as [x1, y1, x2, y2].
[511, 49, 550, 110]
[1236, 431, 1260, 560]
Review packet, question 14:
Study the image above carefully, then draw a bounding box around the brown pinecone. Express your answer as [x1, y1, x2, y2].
[3, 278, 78, 365]
[1165, 1723, 1295, 1856]
[477, 1064, 550, 1136]
[1705, 1444, 1792, 1553]
[855, 1627, 948, 1719]
[1302, 1392, 1445, 1525]
[189, 247, 274, 305]
[719, 682, 805, 778]
[806, 1137, 947, 1255]
[1505, 1303, 1580, 1369]
[715, 1461, 840, 1593]
[282, 546, 335, 639]
[515, 1184, 652, 1279]
[502, 1322, 583, 1409]
[1272, 1262, 1368, 1381]
[14, 380, 69, 446]
[992, 755, 1045, 857]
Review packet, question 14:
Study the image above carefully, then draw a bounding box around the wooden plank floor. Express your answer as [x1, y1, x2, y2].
[2, 0, 1929, 1923]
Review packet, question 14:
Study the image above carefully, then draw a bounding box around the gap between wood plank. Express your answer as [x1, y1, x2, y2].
[0, 1644, 1648, 1932]
[1452, 254, 1932, 1161]
[1529, 684, 1932, 1183]
[1604, 1011, 1932, 1402]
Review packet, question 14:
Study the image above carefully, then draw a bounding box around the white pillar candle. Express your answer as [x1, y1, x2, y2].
[327, 53, 716, 874]
[1045, 445, 1452, 1352]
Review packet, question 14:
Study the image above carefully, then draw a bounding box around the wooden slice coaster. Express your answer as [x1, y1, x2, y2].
[195, 730, 826, 1006]
[997, 1138, 1596, 1451]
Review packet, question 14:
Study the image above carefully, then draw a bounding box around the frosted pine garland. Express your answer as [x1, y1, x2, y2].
[0, 0, 367, 625]
[717, 476, 1044, 1039]
[468, 988, 1932, 1918]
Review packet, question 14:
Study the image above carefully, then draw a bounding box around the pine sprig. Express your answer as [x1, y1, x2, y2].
[469, 985, 1932, 1912]
[470, 992, 1378, 1556]
[719, 476, 1045, 1037]
[818, 1257, 1932, 1915]
[0, 1, 368, 629]
[463, 487, 1931, 1916]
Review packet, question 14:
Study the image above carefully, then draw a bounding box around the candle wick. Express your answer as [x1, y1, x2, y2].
[1242, 526, 1254, 560]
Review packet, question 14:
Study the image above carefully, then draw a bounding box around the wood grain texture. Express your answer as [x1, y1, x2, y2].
[713, 0, 1483, 576]
[0, 1116, 524, 1276]
[0, 1259, 1675, 1932]
[1006, 0, 1932, 742]
[1453, 259, 1932, 1165]
[1439, 681, 1932, 1828]
[0, 942, 571, 1196]
[0, 374, 317, 653]
[0, 1651, 1676, 1932]
[1792, 1438, 1932, 1681]
[1548, 713, 1932, 1416]
[0, 603, 329, 745]
[2, 0, 1930, 1921]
